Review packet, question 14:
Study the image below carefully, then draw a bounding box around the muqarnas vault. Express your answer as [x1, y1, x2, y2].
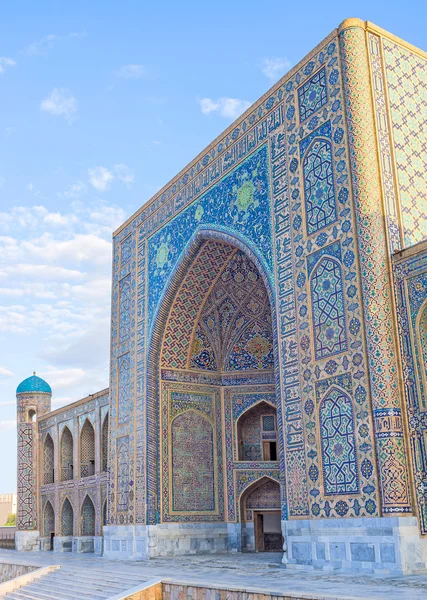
[15, 18, 427, 574]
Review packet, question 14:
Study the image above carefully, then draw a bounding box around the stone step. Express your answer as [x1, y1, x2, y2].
[6, 587, 84, 600]
[49, 568, 145, 582]
[5, 573, 146, 600]
[48, 571, 145, 586]
[44, 574, 137, 592]
[22, 581, 107, 600]
[4, 593, 56, 600]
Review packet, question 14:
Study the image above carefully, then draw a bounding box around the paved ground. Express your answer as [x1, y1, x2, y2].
[1, 549, 427, 599]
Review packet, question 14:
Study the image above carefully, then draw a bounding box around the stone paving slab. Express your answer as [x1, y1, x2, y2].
[1, 550, 427, 600]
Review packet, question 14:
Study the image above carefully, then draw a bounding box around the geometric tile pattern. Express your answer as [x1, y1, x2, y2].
[298, 67, 328, 122]
[43, 434, 54, 485]
[171, 410, 215, 512]
[148, 144, 273, 324]
[301, 122, 337, 234]
[394, 251, 427, 534]
[106, 22, 420, 532]
[161, 383, 224, 522]
[101, 414, 109, 473]
[61, 498, 74, 536]
[383, 40, 427, 247]
[161, 240, 235, 369]
[368, 33, 402, 253]
[245, 479, 281, 512]
[60, 427, 73, 482]
[340, 23, 411, 515]
[81, 495, 96, 536]
[117, 354, 131, 425]
[310, 252, 347, 359]
[119, 275, 132, 343]
[116, 437, 129, 513]
[17, 425, 36, 530]
[190, 250, 274, 372]
[280, 35, 378, 520]
[80, 420, 95, 478]
[319, 387, 359, 495]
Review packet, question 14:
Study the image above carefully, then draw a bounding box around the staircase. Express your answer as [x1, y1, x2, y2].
[3, 566, 151, 600]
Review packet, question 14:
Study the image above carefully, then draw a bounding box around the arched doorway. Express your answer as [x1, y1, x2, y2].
[61, 498, 74, 536]
[43, 434, 54, 485]
[81, 495, 95, 537]
[240, 477, 282, 552]
[60, 427, 73, 482]
[80, 419, 95, 477]
[147, 233, 283, 552]
[43, 500, 55, 550]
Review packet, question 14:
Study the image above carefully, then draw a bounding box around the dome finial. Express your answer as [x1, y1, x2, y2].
[33, 371, 36, 376]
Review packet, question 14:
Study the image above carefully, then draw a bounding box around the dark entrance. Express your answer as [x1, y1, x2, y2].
[254, 511, 282, 551]
[241, 477, 283, 552]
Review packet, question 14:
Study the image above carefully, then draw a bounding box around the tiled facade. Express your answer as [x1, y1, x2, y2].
[15, 18, 427, 573]
[16, 387, 109, 554]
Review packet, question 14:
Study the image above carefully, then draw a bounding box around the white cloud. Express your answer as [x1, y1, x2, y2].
[63, 181, 87, 198]
[113, 163, 134, 186]
[0, 57, 16, 74]
[0, 420, 16, 430]
[88, 164, 134, 192]
[0, 264, 84, 281]
[43, 211, 77, 226]
[0, 200, 122, 415]
[115, 64, 148, 79]
[24, 32, 87, 56]
[0, 367, 13, 377]
[262, 57, 291, 82]
[40, 88, 78, 124]
[88, 166, 114, 191]
[198, 97, 251, 119]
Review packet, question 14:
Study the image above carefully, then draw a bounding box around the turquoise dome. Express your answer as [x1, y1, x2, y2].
[16, 373, 52, 395]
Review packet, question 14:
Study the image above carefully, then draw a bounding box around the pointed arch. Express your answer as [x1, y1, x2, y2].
[239, 475, 281, 520]
[61, 498, 74, 536]
[236, 400, 277, 461]
[80, 494, 95, 536]
[80, 419, 95, 478]
[319, 385, 358, 495]
[60, 426, 73, 482]
[43, 433, 54, 484]
[145, 228, 280, 525]
[101, 412, 109, 472]
[302, 135, 337, 234]
[310, 255, 347, 359]
[43, 500, 55, 537]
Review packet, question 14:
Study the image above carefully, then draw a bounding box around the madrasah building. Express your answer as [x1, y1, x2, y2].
[13, 18, 427, 574]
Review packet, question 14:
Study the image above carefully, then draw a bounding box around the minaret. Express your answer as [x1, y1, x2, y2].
[15, 372, 52, 551]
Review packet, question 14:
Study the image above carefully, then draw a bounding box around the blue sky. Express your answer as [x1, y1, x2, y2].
[0, 1, 425, 492]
